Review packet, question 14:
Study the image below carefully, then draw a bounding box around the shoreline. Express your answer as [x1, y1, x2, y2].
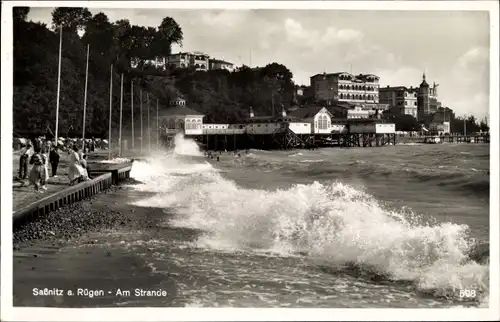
[13, 183, 182, 307]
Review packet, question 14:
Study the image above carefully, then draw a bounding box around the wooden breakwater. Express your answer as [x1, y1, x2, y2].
[13, 163, 133, 228]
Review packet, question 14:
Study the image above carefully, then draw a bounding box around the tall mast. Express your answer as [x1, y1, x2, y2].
[131, 81, 134, 150]
[55, 24, 63, 145]
[108, 64, 113, 160]
[119, 74, 124, 157]
[147, 93, 151, 152]
[81, 44, 90, 152]
[140, 90, 143, 152]
[156, 98, 159, 149]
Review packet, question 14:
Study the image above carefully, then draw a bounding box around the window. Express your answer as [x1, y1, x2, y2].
[317, 115, 328, 130]
[414, 102, 417, 106]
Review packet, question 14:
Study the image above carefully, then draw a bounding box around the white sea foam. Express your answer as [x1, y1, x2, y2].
[128, 134, 489, 301]
[98, 157, 131, 164]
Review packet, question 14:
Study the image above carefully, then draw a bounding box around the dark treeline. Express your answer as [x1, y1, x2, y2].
[13, 7, 295, 139]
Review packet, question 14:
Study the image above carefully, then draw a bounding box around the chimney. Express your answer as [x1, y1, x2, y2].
[249, 106, 254, 118]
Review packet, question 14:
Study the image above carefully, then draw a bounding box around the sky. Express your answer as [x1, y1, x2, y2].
[27, 6, 491, 118]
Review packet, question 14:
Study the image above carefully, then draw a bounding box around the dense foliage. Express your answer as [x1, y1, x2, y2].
[13, 7, 295, 139]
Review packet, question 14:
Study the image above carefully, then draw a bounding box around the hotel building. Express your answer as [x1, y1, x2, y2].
[310, 72, 381, 106]
[166, 51, 210, 71]
[379, 86, 418, 118]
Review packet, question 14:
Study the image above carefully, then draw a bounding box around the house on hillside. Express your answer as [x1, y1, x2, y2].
[158, 96, 204, 136]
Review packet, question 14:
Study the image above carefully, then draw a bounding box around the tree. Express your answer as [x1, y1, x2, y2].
[153, 17, 183, 59]
[51, 7, 92, 33]
[13, 7, 30, 21]
[479, 118, 489, 132]
[13, 10, 299, 137]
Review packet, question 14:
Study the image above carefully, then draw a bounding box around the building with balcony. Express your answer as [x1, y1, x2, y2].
[310, 72, 381, 106]
[165, 51, 210, 71]
[209, 59, 234, 72]
[379, 86, 418, 118]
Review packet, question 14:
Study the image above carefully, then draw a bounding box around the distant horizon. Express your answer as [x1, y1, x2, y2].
[26, 6, 491, 119]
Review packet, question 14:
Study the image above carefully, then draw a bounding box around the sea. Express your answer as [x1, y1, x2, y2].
[74, 134, 491, 308]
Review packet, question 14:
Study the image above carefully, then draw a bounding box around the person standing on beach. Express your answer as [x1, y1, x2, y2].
[17, 141, 33, 184]
[49, 145, 60, 177]
[68, 145, 86, 185]
[80, 154, 92, 180]
[41, 146, 50, 190]
[28, 146, 46, 192]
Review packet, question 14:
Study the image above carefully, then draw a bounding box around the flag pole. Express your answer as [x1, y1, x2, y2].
[147, 93, 151, 152]
[156, 98, 159, 149]
[82, 44, 90, 153]
[108, 64, 113, 160]
[119, 74, 124, 157]
[55, 24, 63, 145]
[131, 81, 134, 150]
[140, 90, 143, 152]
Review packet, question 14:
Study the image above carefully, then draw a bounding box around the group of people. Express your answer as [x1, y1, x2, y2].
[16, 140, 92, 193]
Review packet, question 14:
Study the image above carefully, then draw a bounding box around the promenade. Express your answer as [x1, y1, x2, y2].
[11, 149, 140, 229]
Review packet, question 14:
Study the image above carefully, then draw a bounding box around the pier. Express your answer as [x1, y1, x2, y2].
[172, 118, 397, 151]
[422, 134, 490, 144]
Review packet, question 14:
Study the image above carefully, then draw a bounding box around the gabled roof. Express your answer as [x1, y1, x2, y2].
[289, 106, 333, 119]
[209, 59, 234, 65]
[159, 105, 204, 117]
[310, 72, 352, 79]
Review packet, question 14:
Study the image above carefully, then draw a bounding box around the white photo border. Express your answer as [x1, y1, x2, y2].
[1, 1, 498, 321]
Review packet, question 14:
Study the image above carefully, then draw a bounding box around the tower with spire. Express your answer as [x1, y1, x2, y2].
[417, 72, 430, 122]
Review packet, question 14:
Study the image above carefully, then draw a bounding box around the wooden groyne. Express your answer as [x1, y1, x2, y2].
[12, 163, 133, 229]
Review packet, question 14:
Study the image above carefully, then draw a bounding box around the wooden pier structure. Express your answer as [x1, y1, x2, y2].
[422, 134, 490, 144]
[161, 118, 397, 151]
[158, 98, 397, 151]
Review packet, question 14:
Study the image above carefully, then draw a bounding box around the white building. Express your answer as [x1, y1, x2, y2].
[159, 97, 204, 136]
[209, 59, 235, 72]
